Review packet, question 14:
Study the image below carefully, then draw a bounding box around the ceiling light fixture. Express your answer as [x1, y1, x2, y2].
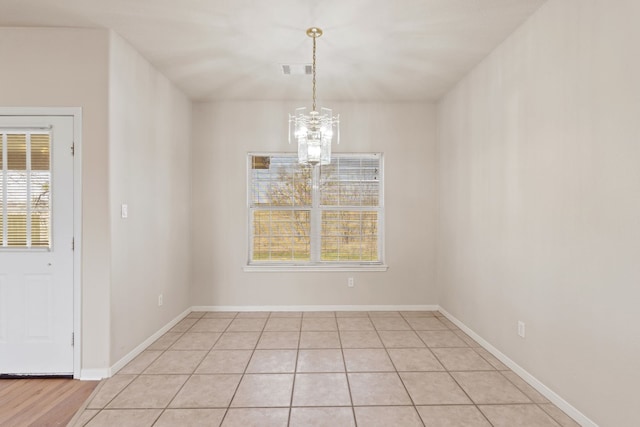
[289, 27, 339, 166]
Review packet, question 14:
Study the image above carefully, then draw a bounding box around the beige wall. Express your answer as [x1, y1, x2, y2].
[0, 27, 111, 371]
[0, 27, 193, 372]
[191, 101, 437, 307]
[108, 33, 192, 363]
[436, 0, 640, 425]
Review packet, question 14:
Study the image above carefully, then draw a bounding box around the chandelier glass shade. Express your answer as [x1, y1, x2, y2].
[289, 27, 339, 166]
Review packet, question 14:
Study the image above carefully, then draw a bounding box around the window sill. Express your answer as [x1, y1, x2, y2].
[243, 264, 389, 273]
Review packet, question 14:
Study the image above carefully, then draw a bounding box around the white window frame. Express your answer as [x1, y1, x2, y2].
[244, 152, 387, 272]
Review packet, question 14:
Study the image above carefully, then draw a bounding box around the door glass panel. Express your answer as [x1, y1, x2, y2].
[0, 132, 51, 248]
[6, 134, 27, 247]
[30, 135, 51, 247]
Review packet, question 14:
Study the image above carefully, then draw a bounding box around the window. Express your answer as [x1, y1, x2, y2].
[247, 153, 385, 270]
[0, 131, 51, 249]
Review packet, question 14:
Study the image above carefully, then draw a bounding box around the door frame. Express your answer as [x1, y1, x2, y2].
[0, 107, 82, 378]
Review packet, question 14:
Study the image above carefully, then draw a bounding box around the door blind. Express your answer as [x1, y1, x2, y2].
[0, 131, 51, 248]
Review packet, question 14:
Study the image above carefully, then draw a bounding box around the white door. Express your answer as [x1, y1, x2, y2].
[0, 116, 74, 375]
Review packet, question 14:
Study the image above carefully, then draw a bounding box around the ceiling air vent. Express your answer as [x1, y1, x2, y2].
[281, 64, 313, 75]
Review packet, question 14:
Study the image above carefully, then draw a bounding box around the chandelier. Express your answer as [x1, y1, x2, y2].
[289, 27, 340, 166]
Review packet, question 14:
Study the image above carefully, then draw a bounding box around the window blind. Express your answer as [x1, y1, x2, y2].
[248, 153, 383, 265]
[320, 156, 380, 207]
[319, 155, 381, 261]
[250, 156, 312, 261]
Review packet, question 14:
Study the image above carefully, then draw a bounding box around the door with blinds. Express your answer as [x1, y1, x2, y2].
[0, 116, 74, 375]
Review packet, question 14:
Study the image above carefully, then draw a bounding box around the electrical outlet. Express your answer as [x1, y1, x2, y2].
[517, 321, 525, 338]
[158, 294, 163, 306]
[348, 277, 355, 288]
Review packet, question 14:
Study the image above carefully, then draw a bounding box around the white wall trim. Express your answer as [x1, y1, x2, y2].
[192, 304, 438, 312]
[107, 307, 192, 378]
[81, 299, 600, 427]
[243, 265, 389, 272]
[79, 368, 110, 381]
[72, 109, 83, 380]
[438, 308, 598, 427]
[87, 304, 436, 379]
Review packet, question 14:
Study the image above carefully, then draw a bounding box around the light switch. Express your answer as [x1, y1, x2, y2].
[121, 204, 128, 219]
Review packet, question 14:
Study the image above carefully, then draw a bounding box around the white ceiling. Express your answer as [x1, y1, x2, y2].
[0, 0, 546, 101]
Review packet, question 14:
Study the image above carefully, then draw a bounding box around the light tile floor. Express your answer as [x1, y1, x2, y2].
[71, 311, 580, 426]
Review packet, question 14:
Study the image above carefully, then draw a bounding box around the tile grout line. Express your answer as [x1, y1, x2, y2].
[378, 311, 426, 427]
[89, 313, 199, 425]
[78, 310, 570, 426]
[286, 311, 303, 426]
[431, 311, 548, 425]
[153, 310, 225, 426]
[399, 312, 432, 427]
[336, 314, 358, 426]
[218, 311, 267, 426]
[93, 321, 187, 421]
[426, 311, 497, 427]
[164, 312, 232, 425]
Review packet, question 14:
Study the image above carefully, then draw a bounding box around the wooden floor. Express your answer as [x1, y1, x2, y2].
[0, 378, 98, 427]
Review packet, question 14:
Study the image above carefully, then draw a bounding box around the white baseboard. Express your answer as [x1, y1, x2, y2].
[79, 368, 110, 381]
[438, 307, 597, 427]
[79, 303, 595, 426]
[191, 304, 439, 312]
[83, 299, 597, 427]
[108, 307, 192, 377]
[80, 304, 436, 379]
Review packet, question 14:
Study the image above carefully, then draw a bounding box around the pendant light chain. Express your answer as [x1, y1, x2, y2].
[288, 27, 339, 166]
[312, 34, 317, 112]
